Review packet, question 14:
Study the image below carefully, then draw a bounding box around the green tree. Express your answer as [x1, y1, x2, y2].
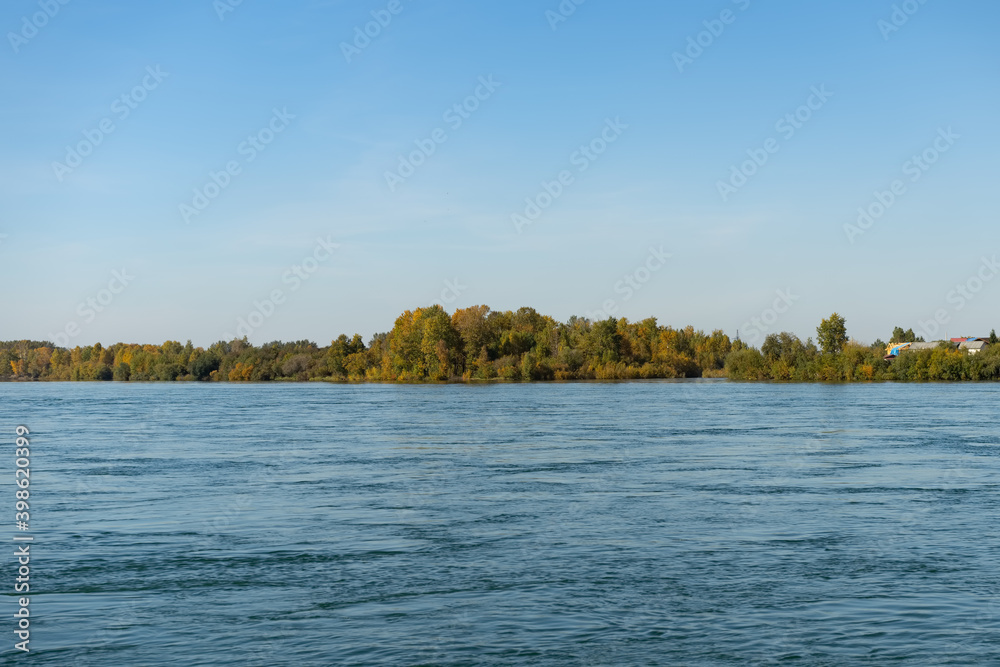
[817, 313, 848, 355]
[991, 329, 998, 345]
[724, 348, 767, 380]
[890, 326, 918, 343]
[189, 353, 220, 380]
[281, 354, 312, 378]
[113, 362, 131, 381]
[451, 305, 492, 361]
[762, 332, 807, 364]
[588, 318, 622, 364]
[155, 363, 184, 381]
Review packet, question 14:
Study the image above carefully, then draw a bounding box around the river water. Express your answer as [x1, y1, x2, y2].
[1, 381, 998, 665]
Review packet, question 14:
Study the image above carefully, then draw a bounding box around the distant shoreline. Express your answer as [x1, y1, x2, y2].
[3, 306, 997, 383]
[4, 379, 998, 386]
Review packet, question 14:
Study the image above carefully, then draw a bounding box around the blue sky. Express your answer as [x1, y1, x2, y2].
[2, 0, 998, 347]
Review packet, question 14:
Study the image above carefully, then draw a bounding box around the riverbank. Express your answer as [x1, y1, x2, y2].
[4, 306, 997, 383]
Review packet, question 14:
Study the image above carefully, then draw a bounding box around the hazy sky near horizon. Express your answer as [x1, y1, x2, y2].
[2, 0, 998, 348]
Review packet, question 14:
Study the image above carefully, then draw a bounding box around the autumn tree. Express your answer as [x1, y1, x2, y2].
[452, 305, 491, 363]
[388, 306, 460, 380]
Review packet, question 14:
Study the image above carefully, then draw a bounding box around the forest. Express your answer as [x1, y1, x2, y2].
[2, 307, 998, 382]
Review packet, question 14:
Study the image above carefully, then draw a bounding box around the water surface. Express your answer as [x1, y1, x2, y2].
[1, 382, 998, 665]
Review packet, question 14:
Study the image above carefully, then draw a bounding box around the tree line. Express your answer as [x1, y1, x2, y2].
[2, 308, 998, 382]
[725, 314, 1000, 381]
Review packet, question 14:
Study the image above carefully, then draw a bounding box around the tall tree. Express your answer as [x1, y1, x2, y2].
[452, 305, 491, 362]
[817, 313, 848, 354]
[890, 327, 917, 343]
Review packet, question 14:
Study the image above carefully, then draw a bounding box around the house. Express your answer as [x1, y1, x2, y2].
[886, 337, 992, 360]
[904, 342, 945, 352]
[959, 340, 989, 355]
[884, 340, 953, 360]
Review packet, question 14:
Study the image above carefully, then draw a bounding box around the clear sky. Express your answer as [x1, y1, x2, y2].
[2, 0, 998, 347]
